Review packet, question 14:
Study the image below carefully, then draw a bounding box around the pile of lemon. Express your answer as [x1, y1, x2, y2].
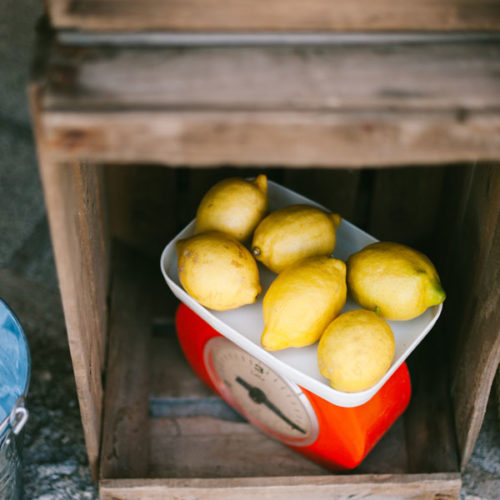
[176, 174, 446, 393]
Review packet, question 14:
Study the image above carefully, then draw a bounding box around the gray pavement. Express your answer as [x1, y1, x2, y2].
[0, 2, 498, 499]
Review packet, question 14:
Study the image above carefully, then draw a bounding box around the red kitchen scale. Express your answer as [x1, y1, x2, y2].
[175, 303, 411, 471]
[160, 180, 443, 471]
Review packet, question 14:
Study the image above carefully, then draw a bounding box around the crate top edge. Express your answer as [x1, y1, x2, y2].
[46, 0, 500, 34]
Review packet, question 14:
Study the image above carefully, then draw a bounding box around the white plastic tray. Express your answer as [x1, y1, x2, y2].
[160, 180, 442, 407]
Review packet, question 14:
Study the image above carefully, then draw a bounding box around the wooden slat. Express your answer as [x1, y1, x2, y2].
[35, 161, 109, 479]
[47, 0, 500, 32]
[100, 473, 461, 500]
[36, 41, 500, 167]
[74, 162, 110, 371]
[149, 416, 329, 478]
[100, 243, 155, 479]
[39, 110, 500, 168]
[43, 44, 500, 112]
[447, 165, 500, 470]
[404, 329, 459, 474]
[148, 416, 408, 478]
[31, 75, 110, 480]
[149, 327, 215, 402]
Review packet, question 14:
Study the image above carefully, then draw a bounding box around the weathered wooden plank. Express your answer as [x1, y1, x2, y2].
[100, 243, 155, 479]
[39, 110, 500, 168]
[100, 473, 461, 500]
[36, 160, 108, 479]
[149, 327, 214, 402]
[43, 44, 500, 112]
[447, 165, 500, 470]
[28, 159, 106, 477]
[47, 0, 500, 32]
[148, 416, 329, 479]
[36, 41, 500, 166]
[73, 162, 110, 371]
[404, 329, 460, 474]
[31, 74, 110, 481]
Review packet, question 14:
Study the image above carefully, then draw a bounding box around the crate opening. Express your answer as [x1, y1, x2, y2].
[99, 164, 467, 482]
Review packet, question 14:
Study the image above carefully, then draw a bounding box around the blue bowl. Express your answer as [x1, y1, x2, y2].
[0, 299, 30, 440]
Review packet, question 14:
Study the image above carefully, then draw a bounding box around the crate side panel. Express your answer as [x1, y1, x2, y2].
[404, 327, 460, 473]
[99, 474, 461, 500]
[148, 416, 329, 478]
[448, 165, 500, 469]
[100, 243, 157, 479]
[47, 0, 500, 32]
[31, 65, 112, 476]
[35, 160, 108, 477]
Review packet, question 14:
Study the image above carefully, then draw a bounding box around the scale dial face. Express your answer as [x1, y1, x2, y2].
[204, 337, 319, 446]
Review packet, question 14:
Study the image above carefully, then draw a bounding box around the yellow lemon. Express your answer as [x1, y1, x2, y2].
[195, 174, 268, 242]
[261, 257, 347, 351]
[347, 242, 446, 321]
[176, 231, 261, 311]
[251, 204, 342, 273]
[317, 310, 395, 392]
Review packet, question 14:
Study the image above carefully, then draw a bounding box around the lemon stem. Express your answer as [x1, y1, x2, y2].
[252, 246, 261, 257]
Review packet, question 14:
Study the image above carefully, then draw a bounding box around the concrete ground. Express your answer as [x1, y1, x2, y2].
[0, 2, 498, 498]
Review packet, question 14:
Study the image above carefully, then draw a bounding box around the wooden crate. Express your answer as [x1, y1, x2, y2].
[29, 26, 500, 499]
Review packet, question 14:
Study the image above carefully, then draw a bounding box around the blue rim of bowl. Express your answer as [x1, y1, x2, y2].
[0, 298, 31, 439]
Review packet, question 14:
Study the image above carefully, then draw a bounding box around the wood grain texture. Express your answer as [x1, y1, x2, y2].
[36, 160, 108, 479]
[37, 42, 500, 167]
[47, 0, 500, 32]
[148, 416, 329, 479]
[448, 165, 500, 470]
[100, 473, 461, 500]
[43, 43, 500, 112]
[149, 330, 214, 401]
[39, 110, 500, 168]
[100, 243, 155, 479]
[404, 330, 460, 474]
[31, 73, 110, 481]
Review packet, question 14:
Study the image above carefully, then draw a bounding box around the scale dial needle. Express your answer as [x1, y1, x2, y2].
[235, 376, 306, 434]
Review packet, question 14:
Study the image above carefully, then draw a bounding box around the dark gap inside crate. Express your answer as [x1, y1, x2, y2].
[101, 164, 464, 481]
